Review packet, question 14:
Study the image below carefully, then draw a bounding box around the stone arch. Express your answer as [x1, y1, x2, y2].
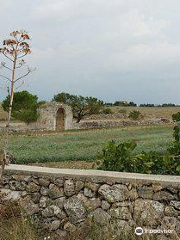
[56, 107, 65, 131]
[37, 102, 73, 131]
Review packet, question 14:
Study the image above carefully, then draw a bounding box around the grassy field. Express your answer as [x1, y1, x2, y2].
[7, 125, 174, 167]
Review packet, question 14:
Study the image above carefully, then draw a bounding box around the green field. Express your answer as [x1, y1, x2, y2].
[8, 125, 174, 165]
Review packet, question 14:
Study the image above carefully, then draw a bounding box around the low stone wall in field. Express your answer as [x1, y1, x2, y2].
[1, 165, 180, 238]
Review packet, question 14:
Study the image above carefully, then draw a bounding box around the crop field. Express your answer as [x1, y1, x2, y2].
[4, 125, 173, 168]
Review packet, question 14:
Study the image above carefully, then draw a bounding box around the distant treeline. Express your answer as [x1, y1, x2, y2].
[105, 101, 180, 107]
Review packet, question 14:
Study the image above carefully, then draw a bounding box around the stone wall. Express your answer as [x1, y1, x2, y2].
[1, 165, 180, 239]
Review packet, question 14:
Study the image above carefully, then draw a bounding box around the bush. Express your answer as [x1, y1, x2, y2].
[118, 109, 127, 114]
[172, 112, 180, 122]
[128, 110, 141, 120]
[98, 140, 180, 175]
[101, 108, 113, 114]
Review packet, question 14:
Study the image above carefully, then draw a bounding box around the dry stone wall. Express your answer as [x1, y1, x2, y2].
[1, 165, 180, 239]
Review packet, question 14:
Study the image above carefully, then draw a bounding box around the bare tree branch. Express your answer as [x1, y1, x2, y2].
[15, 67, 35, 82]
[15, 80, 25, 90]
[1, 62, 12, 71]
[2, 52, 14, 62]
[0, 73, 11, 82]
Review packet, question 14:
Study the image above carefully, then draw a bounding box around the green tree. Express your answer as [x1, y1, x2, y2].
[53, 92, 104, 122]
[2, 91, 39, 124]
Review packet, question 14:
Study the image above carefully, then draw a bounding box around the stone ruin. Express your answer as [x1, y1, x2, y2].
[37, 102, 73, 131]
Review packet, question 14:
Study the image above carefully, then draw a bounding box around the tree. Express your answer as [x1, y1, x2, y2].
[0, 30, 34, 180]
[2, 91, 39, 124]
[53, 92, 104, 123]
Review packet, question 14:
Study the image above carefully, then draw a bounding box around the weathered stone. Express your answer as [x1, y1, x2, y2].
[49, 184, 64, 199]
[84, 198, 101, 212]
[1, 189, 21, 200]
[2, 176, 11, 185]
[31, 192, 41, 203]
[166, 186, 178, 194]
[9, 180, 26, 191]
[26, 182, 40, 193]
[64, 196, 87, 224]
[55, 230, 68, 240]
[39, 196, 51, 208]
[134, 199, 164, 227]
[56, 209, 67, 220]
[153, 191, 174, 201]
[112, 201, 131, 208]
[50, 220, 60, 231]
[39, 178, 50, 187]
[42, 205, 61, 218]
[75, 181, 84, 192]
[165, 206, 179, 217]
[64, 222, 77, 232]
[40, 187, 49, 196]
[110, 220, 132, 233]
[53, 178, 64, 187]
[138, 186, 153, 199]
[85, 182, 99, 192]
[98, 184, 129, 203]
[101, 200, 110, 210]
[53, 197, 66, 209]
[170, 201, 180, 210]
[20, 196, 39, 216]
[24, 176, 32, 182]
[90, 208, 111, 226]
[64, 180, 75, 197]
[77, 193, 88, 204]
[129, 188, 138, 200]
[12, 175, 26, 181]
[84, 188, 95, 198]
[152, 183, 163, 192]
[109, 207, 131, 220]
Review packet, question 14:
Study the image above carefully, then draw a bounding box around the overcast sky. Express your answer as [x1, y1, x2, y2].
[0, 0, 180, 104]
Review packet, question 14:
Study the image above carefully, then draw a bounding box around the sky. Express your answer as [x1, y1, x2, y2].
[0, 0, 180, 104]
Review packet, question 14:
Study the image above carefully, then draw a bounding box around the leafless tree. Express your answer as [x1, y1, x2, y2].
[0, 30, 34, 180]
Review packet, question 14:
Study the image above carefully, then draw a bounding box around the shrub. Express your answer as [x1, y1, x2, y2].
[101, 108, 113, 114]
[172, 112, 180, 122]
[128, 110, 141, 120]
[98, 140, 180, 175]
[118, 109, 127, 114]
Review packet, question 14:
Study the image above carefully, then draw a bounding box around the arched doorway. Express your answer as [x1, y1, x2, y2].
[56, 108, 65, 131]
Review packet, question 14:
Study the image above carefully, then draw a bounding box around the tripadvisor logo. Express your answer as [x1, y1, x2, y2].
[135, 227, 143, 235]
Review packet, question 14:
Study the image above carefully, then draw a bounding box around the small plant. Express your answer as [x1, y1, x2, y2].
[172, 112, 180, 122]
[118, 109, 127, 114]
[128, 110, 141, 120]
[101, 108, 113, 114]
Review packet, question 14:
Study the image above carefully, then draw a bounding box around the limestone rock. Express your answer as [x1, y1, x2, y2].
[90, 208, 111, 226]
[170, 201, 180, 210]
[134, 199, 164, 227]
[26, 182, 40, 193]
[20, 196, 39, 216]
[50, 220, 60, 231]
[138, 186, 153, 199]
[53, 197, 66, 209]
[101, 200, 110, 210]
[39, 178, 50, 187]
[64, 180, 75, 197]
[9, 180, 26, 191]
[109, 207, 131, 220]
[75, 181, 84, 192]
[42, 205, 61, 218]
[64, 222, 77, 232]
[64, 196, 87, 224]
[98, 184, 129, 203]
[84, 198, 101, 212]
[40, 187, 49, 196]
[49, 184, 64, 199]
[153, 191, 174, 201]
[84, 188, 95, 198]
[39, 196, 51, 208]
